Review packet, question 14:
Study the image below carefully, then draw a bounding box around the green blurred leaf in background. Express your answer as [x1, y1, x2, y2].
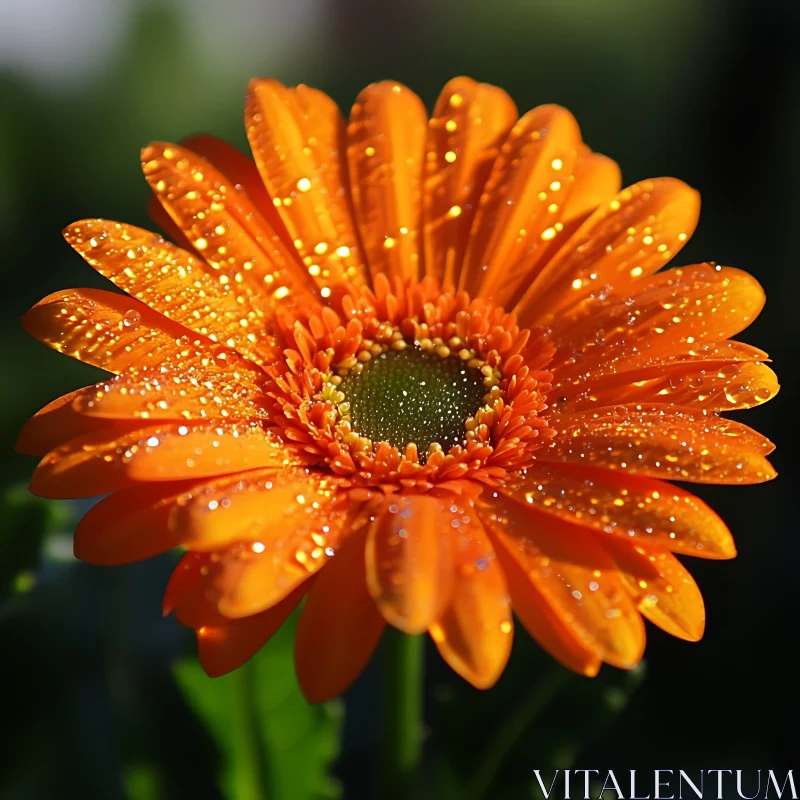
[174, 612, 343, 800]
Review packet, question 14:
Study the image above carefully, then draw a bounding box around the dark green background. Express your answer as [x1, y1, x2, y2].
[1, 0, 797, 797]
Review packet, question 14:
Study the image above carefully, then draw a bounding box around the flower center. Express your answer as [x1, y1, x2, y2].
[339, 346, 486, 461]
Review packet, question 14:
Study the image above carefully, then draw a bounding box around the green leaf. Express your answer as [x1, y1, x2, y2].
[0, 484, 73, 603]
[174, 611, 343, 800]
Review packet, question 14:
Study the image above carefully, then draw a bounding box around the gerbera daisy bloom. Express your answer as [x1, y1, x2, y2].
[18, 77, 777, 703]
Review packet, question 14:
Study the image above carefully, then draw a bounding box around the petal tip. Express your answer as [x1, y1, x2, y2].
[468, 672, 503, 691]
[717, 540, 738, 560]
[297, 684, 332, 705]
[141, 142, 177, 167]
[13, 429, 39, 457]
[62, 219, 90, 240]
[583, 660, 602, 678]
[197, 639, 238, 679]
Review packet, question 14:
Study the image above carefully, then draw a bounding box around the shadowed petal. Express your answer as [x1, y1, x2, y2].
[491, 524, 602, 676]
[481, 495, 646, 669]
[429, 516, 513, 689]
[365, 494, 456, 634]
[164, 551, 212, 622]
[295, 525, 385, 703]
[600, 538, 705, 641]
[75, 479, 199, 564]
[15, 388, 142, 457]
[198, 584, 309, 677]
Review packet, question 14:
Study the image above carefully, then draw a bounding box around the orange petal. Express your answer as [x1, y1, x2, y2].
[164, 551, 211, 620]
[561, 149, 622, 222]
[295, 525, 385, 703]
[553, 359, 778, 413]
[179, 133, 295, 251]
[546, 265, 767, 386]
[662, 340, 769, 362]
[600, 538, 705, 642]
[22, 288, 239, 376]
[544, 404, 776, 484]
[199, 481, 357, 619]
[525, 149, 622, 282]
[489, 521, 601, 676]
[198, 583, 308, 678]
[552, 339, 771, 393]
[171, 469, 347, 551]
[164, 550, 311, 672]
[146, 134, 289, 253]
[506, 463, 736, 559]
[481, 496, 646, 670]
[429, 517, 513, 689]
[348, 81, 428, 282]
[74, 468, 318, 564]
[423, 77, 517, 290]
[142, 142, 318, 318]
[365, 494, 456, 634]
[64, 219, 279, 365]
[30, 422, 296, 499]
[71, 363, 267, 422]
[147, 192, 194, 253]
[74, 479, 198, 564]
[459, 104, 582, 306]
[245, 80, 366, 288]
[166, 552, 231, 628]
[516, 178, 700, 328]
[15, 389, 142, 457]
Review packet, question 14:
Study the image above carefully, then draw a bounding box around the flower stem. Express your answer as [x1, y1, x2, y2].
[467, 666, 568, 800]
[231, 658, 271, 800]
[380, 627, 424, 800]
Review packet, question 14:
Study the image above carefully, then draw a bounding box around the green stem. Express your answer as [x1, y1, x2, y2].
[467, 666, 568, 800]
[231, 659, 271, 800]
[380, 627, 425, 800]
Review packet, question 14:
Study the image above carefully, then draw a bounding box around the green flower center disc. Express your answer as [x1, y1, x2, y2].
[339, 346, 486, 461]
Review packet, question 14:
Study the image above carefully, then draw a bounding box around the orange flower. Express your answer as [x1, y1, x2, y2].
[18, 78, 778, 702]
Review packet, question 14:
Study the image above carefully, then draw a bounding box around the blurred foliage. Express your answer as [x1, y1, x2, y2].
[0, 484, 72, 603]
[431, 637, 646, 800]
[1, 0, 799, 797]
[174, 616, 343, 800]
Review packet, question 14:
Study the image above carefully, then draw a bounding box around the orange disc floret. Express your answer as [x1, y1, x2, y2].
[265, 273, 556, 492]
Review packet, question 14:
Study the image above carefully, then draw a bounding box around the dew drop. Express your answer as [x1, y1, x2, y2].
[668, 375, 685, 390]
[122, 310, 141, 328]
